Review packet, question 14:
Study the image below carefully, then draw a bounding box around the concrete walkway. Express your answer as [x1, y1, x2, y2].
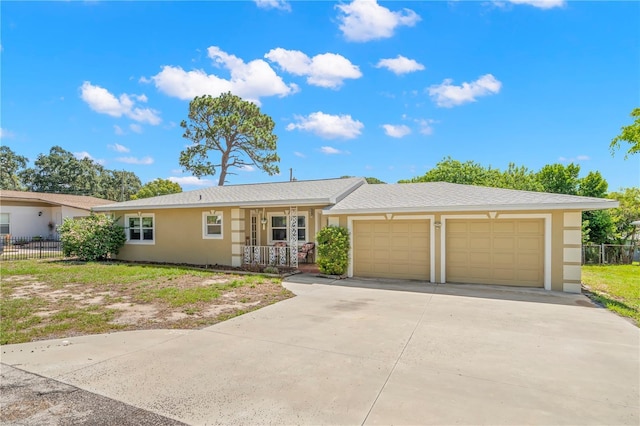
[1, 275, 638, 425]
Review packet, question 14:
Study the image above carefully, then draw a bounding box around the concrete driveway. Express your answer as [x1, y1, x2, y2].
[2, 275, 638, 425]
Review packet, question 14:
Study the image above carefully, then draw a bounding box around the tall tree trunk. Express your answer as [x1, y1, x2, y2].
[218, 167, 227, 186]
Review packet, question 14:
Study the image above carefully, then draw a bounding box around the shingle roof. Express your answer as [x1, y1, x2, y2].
[325, 182, 618, 213]
[93, 177, 366, 211]
[0, 190, 111, 211]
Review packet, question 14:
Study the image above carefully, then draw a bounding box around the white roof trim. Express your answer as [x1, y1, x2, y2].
[323, 201, 619, 215]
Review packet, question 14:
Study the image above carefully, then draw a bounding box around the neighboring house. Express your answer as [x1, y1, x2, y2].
[0, 190, 111, 239]
[93, 177, 618, 294]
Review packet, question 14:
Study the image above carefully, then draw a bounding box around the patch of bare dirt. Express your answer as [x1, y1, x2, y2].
[2, 270, 295, 342]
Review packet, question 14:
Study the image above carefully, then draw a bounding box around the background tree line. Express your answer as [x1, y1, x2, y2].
[0, 145, 181, 201]
[398, 157, 638, 246]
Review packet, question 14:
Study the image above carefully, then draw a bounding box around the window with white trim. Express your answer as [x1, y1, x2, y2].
[203, 212, 223, 239]
[0, 213, 9, 235]
[268, 213, 307, 244]
[125, 214, 155, 244]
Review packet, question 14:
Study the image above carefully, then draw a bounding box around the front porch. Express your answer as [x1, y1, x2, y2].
[232, 204, 322, 270]
[241, 244, 316, 270]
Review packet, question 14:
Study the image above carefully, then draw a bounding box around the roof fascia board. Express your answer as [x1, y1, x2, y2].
[93, 199, 333, 212]
[323, 201, 619, 215]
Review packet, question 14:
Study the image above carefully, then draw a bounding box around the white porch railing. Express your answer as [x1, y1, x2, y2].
[243, 245, 294, 267]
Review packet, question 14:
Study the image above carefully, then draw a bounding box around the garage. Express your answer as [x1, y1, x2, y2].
[446, 219, 544, 287]
[353, 220, 430, 281]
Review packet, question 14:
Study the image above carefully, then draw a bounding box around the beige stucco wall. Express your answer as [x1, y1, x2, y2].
[115, 207, 234, 266]
[326, 209, 577, 293]
[113, 206, 327, 266]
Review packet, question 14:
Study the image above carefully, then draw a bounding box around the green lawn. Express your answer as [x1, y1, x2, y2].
[582, 264, 640, 326]
[0, 260, 293, 344]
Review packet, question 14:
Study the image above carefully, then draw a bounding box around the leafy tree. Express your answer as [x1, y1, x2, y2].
[131, 178, 182, 200]
[316, 226, 350, 276]
[579, 171, 614, 244]
[99, 170, 142, 202]
[180, 92, 280, 186]
[578, 171, 608, 198]
[0, 146, 28, 190]
[607, 187, 640, 244]
[20, 146, 102, 195]
[535, 163, 581, 195]
[610, 107, 640, 158]
[59, 214, 126, 261]
[398, 157, 501, 186]
[18, 146, 142, 201]
[341, 175, 386, 184]
[495, 163, 542, 191]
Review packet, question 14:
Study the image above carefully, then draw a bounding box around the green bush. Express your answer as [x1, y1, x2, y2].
[59, 214, 126, 261]
[263, 266, 279, 274]
[316, 226, 350, 275]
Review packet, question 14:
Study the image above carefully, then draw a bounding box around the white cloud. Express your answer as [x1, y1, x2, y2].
[416, 119, 436, 135]
[74, 151, 93, 160]
[116, 156, 154, 165]
[428, 74, 502, 107]
[559, 155, 590, 162]
[336, 0, 421, 42]
[150, 46, 297, 105]
[74, 151, 105, 165]
[239, 165, 256, 172]
[168, 176, 213, 187]
[80, 82, 161, 125]
[108, 143, 130, 153]
[320, 146, 343, 155]
[0, 128, 15, 139]
[375, 55, 425, 75]
[294, 151, 306, 158]
[265, 48, 362, 89]
[113, 125, 125, 135]
[504, 0, 565, 9]
[255, 0, 291, 11]
[129, 123, 143, 134]
[382, 124, 411, 138]
[287, 112, 364, 139]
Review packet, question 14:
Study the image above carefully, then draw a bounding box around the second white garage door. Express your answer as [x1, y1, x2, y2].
[446, 219, 544, 287]
[353, 220, 430, 281]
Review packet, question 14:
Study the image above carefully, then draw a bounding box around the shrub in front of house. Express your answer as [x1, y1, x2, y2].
[59, 214, 126, 261]
[316, 225, 350, 276]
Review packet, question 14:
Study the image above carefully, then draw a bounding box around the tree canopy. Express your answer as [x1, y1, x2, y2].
[15, 145, 141, 201]
[180, 92, 280, 186]
[341, 175, 386, 184]
[607, 188, 640, 244]
[610, 107, 640, 158]
[131, 178, 182, 200]
[400, 157, 627, 245]
[0, 146, 28, 190]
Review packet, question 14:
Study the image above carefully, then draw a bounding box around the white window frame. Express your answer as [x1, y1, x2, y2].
[0, 213, 10, 235]
[124, 213, 155, 245]
[267, 212, 308, 245]
[202, 211, 223, 239]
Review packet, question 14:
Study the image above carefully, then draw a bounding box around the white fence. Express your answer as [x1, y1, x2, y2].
[582, 244, 639, 265]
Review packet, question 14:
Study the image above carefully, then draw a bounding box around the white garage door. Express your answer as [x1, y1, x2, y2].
[446, 219, 544, 287]
[354, 220, 430, 281]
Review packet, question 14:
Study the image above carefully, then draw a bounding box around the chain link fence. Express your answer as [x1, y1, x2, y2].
[582, 244, 639, 265]
[0, 235, 63, 261]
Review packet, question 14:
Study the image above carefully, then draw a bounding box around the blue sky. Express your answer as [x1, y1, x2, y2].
[1, 0, 638, 192]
